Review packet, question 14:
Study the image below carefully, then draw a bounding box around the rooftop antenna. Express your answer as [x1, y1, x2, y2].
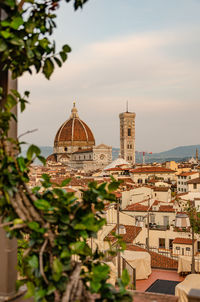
[126, 100, 128, 112]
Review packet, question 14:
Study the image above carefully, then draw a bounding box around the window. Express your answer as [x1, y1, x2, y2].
[135, 216, 143, 222]
[64, 147, 68, 151]
[159, 238, 165, 249]
[130, 145, 132, 149]
[194, 184, 197, 189]
[130, 156, 132, 160]
[178, 181, 180, 184]
[169, 239, 173, 250]
[127, 144, 129, 149]
[163, 216, 169, 226]
[150, 214, 155, 224]
[127, 156, 129, 160]
[128, 128, 131, 136]
[198, 241, 200, 252]
[176, 247, 180, 250]
[186, 247, 190, 251]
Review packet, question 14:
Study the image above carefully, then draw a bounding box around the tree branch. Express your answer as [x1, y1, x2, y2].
[18, 128, 38, 139]
[62, 263, 81, 302]
[39, 238, 49, 285]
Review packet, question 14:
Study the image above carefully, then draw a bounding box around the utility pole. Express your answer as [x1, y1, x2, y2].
[191, 227, 195, 274]
[191, 199, 196, 274]
[146, 195, 150, 252]
[117, 200, 121, 278]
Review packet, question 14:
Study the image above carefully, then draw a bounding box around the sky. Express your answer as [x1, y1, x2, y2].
[19, 0, 200, 152]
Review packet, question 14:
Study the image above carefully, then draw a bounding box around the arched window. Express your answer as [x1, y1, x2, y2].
[128, 128, 131, 136]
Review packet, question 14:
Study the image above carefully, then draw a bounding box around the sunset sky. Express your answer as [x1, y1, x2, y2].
[19, 0, 200, 152]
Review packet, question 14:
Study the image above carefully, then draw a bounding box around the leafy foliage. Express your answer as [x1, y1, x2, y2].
[0, 0, 132, 301]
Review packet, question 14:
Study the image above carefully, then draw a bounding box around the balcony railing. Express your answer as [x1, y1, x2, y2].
[149, 223, 170, 231]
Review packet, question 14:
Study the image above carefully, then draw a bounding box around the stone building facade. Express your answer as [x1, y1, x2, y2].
[119, 110, 136, 164]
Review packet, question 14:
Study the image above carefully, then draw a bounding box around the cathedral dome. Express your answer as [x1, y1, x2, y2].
[54, 103, 95, 153]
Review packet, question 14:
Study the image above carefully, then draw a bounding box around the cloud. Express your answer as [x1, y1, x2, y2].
[19, 26, 200, 151]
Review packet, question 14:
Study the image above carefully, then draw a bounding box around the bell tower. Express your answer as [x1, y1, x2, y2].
[119, 104, 136, 164]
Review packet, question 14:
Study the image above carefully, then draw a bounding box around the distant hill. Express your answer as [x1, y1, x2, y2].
[152, 145, 200, 159]
[137, 145, 200, 163]
[21, 144, 200, 165]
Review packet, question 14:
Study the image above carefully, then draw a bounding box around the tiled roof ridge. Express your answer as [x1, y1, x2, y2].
[130, 167, 176, 173]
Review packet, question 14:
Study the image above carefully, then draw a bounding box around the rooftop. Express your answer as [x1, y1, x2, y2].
[173, 238, 196, 245]
[130, 167, 175, 174]
[105, 225, 141, 244]
[187, 177, 200, 184]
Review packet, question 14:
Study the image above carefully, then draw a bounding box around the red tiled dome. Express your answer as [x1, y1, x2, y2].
[54, 104, 95, 147]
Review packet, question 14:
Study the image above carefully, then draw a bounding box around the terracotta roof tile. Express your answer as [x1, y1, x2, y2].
[173, 238, 196, 245]
[130, 167, 175, 173]
[153, 186, 169, 192]
[187, 177, 200, 184]
[72, 148, 93, 154]
[46, 154, 57, 162]
[126, 245, 178, 269]
[124, 203, 148, 211]
[158, 205, 175, 212]
[105, 225, 141, 244]
[54, 117, 95, 144]
[105, 167, 123, 171]
[178, 172, 198, 177]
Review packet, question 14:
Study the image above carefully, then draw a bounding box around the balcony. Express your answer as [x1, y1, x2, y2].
[149, 223, 170, 231]
[173, 226, 191, 233]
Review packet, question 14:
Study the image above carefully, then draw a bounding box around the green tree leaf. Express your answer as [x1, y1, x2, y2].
[53, 258, 63, 275]
[26, 144, 41, 160]
[28, 255, 38, 269]
[34, 199, 51, 211]
[54, 57, 62, 67]
[0, 39, 7, 52]
[121, 269, 130, 287]
[62, 44, 71, 52]
[10, 16, 24, 29]
[60, 51, 67, 62]
[24, 282, 35, 299]
[43, 58, 54, 79]
[61, 178, 71, 186]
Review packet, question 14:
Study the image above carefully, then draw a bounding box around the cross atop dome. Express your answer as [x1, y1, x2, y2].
[70, 101, 79, 118]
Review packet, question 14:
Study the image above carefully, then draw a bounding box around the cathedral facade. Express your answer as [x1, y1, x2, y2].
[46, 103, 112, 171]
